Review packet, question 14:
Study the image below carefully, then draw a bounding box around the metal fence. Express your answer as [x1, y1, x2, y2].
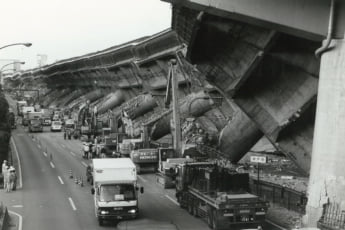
[250, 178, 307, 214]
[318, 203, 345, 230]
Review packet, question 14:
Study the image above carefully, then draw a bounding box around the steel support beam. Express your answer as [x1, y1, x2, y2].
[164, 0, 345, 40]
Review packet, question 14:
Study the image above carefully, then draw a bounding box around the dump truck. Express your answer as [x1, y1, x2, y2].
[130, 148, 158, 174]
[28, 118, 43, 132]
[91, 158, 144, 226]
[175, 162, 269, 230]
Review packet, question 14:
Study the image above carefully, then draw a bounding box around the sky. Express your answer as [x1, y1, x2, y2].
[0, 0, 172, 70]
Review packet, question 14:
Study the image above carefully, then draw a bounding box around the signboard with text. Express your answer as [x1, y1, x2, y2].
[250, 156, 267, 164]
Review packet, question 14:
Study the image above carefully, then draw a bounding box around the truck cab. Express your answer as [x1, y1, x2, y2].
[91, 158, 143, 226]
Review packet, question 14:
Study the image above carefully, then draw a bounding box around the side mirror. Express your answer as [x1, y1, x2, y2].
[140, 187, 144, 194]
[91, 188, 95, 195]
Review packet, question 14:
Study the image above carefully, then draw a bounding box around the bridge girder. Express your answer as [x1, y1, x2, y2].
[163, 0, 345, 41]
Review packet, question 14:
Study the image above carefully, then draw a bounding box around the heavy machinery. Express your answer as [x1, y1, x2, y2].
[130, 148, 158, 174]
[175, 162, 269, 230]
[28, 118, 43, 132]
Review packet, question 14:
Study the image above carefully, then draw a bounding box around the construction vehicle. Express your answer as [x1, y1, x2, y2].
[28, 118, 43, 132]
[130, 148, 158, 174]
[21, 106, 36, 126]
[156, 147, 194, 188]
[91, 158, 144, 226]
[175, 162, 269, 230]
[16, 101, 27, 116]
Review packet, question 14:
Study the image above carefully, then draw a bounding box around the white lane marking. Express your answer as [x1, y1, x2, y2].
[58, 176, 64, 185]
[37, 145, 41, 149]
[137, 175, 147, 183]
[266, 220, 287, 230]
[165, 195, 179, 206]
[61, 144, 66, 148]
[16, 134, 24, 136]
[43, 152, 48, 157]
[12, 205, 24, 208]
[50, 162, 55, 168]
[8, 210, 23, 230]
[68, 197, 77, 211]
[70, 151, 76, 156]
[11, 138, 23, 189]
[81, 162, 88, 167]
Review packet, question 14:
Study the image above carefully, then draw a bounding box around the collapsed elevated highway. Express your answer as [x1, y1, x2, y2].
[10, 1, 345, 227]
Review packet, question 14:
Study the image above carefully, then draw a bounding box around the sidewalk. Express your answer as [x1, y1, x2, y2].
[5, 211, 20, 230]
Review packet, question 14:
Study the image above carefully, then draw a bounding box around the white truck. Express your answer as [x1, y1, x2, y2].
[91, 158, 144, 226]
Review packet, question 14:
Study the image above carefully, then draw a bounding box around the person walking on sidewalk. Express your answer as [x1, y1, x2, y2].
[2, 160, 8, 190]
[8, 166, 16, 191]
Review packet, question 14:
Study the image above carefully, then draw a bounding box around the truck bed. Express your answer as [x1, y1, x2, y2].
[188, 186, 259, 209]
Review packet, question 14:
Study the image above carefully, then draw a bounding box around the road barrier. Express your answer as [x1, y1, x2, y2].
[250, 179, 307, 214]
[69, 169, 73, 179]
[0, 203, 9, 230]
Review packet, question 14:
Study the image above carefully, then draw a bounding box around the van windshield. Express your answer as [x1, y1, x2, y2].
[99, 184, 135, 202]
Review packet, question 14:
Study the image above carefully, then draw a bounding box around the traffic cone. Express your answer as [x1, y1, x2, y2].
[74, 177, 78, 184]
[69, 169, 73, 179]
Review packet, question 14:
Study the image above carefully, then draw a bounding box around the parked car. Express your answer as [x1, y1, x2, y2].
[51, 120, 62, 132]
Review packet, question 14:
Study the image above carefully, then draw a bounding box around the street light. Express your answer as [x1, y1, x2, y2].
[0, 43, 32, 50]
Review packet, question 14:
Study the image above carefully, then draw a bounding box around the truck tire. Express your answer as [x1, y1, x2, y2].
[207, 210, 213, 228]
[212, 210, 220, 230]
[187, 201, 194, 215]
[98, 218, 103, 226]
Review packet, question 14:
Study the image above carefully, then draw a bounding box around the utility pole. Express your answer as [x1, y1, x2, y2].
[169, 59, 182, 157]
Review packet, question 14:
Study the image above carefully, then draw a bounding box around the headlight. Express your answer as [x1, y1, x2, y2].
[100, 210, 109, 215]
[128, 209, 137, 214]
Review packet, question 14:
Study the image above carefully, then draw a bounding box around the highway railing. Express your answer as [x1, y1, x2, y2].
[318, 203, 345, 230]
[250, 179, 308, 214]
[0, 202, 9, 230]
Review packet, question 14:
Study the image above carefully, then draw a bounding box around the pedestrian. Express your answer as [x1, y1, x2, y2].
[64, 131, 66, 140]
[5, 166, 10, 192]
[8, 166, 16, 191]
[2, 160, 8, 190]
[2, 160, 7, 175]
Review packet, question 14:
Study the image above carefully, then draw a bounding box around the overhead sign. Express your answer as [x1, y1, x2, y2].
[250, 156, 267, 164]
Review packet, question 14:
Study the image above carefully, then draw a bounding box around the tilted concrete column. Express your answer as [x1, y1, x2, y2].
[305, 39, 345, 227]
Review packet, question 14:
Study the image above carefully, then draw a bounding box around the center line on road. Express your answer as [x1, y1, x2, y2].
[68, 197, 77, 211]
[165, 195, 179, 206]
[43, 152, 47, 157]
[81, 162, 88, 167]
[137, 175, 147, 182]
[58, 176, 64, 184]
[70, 151, 76, 156]
[50, 162, 55, 168]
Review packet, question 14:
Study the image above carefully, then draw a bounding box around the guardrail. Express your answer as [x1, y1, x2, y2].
[250, 179, 308, 214]
[318, 203, 345, 230]
[0, 202, 9, 230]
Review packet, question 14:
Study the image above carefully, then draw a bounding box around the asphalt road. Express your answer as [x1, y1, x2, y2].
[2, 95, 284, 230]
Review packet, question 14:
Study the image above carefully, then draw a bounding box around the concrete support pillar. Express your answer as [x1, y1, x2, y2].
[305, 39, 345, 227]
